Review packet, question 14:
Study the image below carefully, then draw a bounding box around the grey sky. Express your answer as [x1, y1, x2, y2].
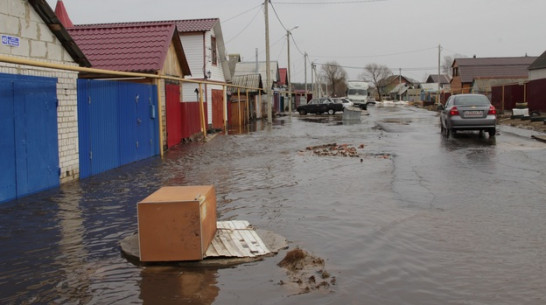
[47, 0, 545, 82]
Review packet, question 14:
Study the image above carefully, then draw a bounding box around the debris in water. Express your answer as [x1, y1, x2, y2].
[277, 248, 334, 294]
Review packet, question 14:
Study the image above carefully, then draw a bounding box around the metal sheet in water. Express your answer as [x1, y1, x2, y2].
[205, 220, 270, 258]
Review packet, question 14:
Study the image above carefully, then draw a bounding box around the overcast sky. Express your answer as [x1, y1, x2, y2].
[47, 0, 545, 83]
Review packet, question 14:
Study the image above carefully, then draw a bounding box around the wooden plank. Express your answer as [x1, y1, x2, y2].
[205, 221, 271, 258]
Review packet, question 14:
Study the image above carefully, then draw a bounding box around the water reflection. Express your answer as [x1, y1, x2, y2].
[140, 267, 219, 305]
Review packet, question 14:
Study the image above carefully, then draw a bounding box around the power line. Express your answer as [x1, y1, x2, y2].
[312, 47, 438, 59]
[225, 5, 263, 45]
[269, 1, 288, 31]
[223, 3, 263, 23]
[274, 0, 386, 4]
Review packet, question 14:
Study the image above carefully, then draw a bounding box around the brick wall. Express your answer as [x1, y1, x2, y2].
[1, 0, 80, 184]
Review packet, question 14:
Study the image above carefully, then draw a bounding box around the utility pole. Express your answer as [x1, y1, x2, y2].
[311, 62, 315, 100]
[264, 0, 272, 123]
[287, 26, 298, 115]
[437, 44, 441, 105]
[304, 52, 308, 98]
[399, 68, 402, 101]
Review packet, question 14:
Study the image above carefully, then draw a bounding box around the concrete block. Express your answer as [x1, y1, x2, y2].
[38, 23, 55, 43]
[2, 15, 20, 35]
[20, 21, 38, 40]
[9, 0, 26, 18]
[11, 39, 29, 57]
[30, 40, 47, 58]
[0, 1, 8, 15]
[47, 43, 63, 61]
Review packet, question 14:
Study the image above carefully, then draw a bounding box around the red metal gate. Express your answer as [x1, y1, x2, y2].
[165, 83, 182, 148]
[211, 89, 224, 129]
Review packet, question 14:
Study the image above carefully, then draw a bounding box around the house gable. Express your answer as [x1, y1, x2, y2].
[1, 0, 89, 66]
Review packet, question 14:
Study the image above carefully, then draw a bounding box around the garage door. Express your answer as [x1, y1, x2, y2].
[0, 74, 59, 203]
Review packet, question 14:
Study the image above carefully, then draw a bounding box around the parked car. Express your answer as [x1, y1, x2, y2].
[332, 97, 354, 108]
[439, 94, 497, 137]
[297, 97, 344, 115]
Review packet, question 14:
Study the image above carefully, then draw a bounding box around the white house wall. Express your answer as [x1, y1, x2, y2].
[180, 28, 227, 125]
[529, 69, 546, 81]
[0, 0, 80, 184]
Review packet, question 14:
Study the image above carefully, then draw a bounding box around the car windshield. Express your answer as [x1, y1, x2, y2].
[454, 95, 490, 106]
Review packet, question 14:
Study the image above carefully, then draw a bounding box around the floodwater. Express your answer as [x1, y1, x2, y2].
[1, 106, 546, 304]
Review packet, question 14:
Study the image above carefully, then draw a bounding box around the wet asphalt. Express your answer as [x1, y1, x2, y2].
[1, 105, 546, 304]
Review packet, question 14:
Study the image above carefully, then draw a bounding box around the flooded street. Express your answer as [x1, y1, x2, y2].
[2, 106, 546, 304]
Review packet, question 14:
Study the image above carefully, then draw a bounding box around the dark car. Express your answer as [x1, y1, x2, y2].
[439, 93, 497, 137]
[297, 97, 344, 115]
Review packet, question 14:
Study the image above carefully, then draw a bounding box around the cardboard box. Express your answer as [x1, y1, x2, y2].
[137, 186, 217, 262]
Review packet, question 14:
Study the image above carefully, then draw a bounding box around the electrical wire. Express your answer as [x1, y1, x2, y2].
[225, 5, 263, 45]
[274, 0, 386, 4]
[223, 3, 263, 23]
[269, 1, 288, 31]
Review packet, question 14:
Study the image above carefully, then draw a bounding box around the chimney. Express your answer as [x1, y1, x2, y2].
[55, 0, 74, 28]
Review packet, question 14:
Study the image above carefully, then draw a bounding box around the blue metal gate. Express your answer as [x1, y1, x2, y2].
[0, 73, 59, 203]
[77, 79, 159, 179]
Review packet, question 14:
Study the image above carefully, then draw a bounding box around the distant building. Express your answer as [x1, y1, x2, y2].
[528, 50, 546, 81]
[450, 56, 537, 95]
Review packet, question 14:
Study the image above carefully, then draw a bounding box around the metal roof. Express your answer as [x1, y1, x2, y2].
[231, 74, 262, 92]
[528, 50, 546, 71]
[427, 74, 450, 84]
[454, 56, 537, 83]
[174, 18, 219, 33]
[234, 61, 279, 89]
[68, 22, 190, 74]
[205, 221, 270, 258]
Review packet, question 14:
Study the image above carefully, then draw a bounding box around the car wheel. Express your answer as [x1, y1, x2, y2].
[299, 110, 307, 115]
[441, 123, 447, 137]
[488, 128, 496, 137]
[328, 109, 335, 115]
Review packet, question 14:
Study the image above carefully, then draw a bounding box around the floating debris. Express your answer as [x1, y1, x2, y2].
[278, 248, 335, 294]
[299, 143, 392, 160]
[303, 143, 361, 158]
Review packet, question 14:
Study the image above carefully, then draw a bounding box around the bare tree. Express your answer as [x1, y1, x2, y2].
[362, 63, 392, 101]
[320, 61, 347, 97]
[442, 55, 453, 75]
[442, 54, 466, 76]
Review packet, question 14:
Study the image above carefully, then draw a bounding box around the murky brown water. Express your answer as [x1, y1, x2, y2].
[1, 106, 546, 304]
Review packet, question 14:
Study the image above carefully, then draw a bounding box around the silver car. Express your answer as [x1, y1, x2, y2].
[439, 94, 497, 137]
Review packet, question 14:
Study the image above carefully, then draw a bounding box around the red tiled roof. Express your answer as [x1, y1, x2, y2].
[68, 23, 179, 73]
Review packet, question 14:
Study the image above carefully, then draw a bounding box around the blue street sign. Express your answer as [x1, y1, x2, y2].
[2, 35, 20, 47]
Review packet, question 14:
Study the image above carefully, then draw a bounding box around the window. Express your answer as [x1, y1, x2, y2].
[211, 36, 217, 66]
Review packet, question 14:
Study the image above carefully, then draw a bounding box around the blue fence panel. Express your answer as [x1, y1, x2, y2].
[118, 84, 138, 165]
[13, 80, 59, 196]
[134, 83, 159, 161]
[0, 81, 16, 203]
[77, 79, 120, 178]
[0, 73, 59, 203]
[77, 80, 91, 178]
[78, 79, 158, 179]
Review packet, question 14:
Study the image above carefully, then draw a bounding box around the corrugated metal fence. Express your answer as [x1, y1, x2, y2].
[77, 79, 159, 178]
[0, 73, 59, 203]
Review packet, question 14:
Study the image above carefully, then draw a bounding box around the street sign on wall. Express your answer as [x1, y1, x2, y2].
[2, 35, 20, 47]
